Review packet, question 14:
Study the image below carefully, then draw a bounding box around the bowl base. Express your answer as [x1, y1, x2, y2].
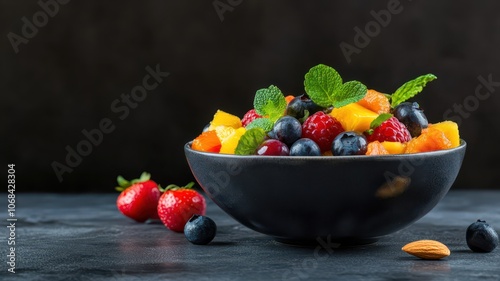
[274, 237, 379, 248]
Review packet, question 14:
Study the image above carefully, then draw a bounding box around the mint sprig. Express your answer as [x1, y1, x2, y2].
[391, 74, 437, 107]
[304, 64, 367, 108]
[304, 64, 343, 107]
[253, 85, 287, 123]
[336, 81, 368, 108]
[245, 118, 274, 132]
[234, 128, 267, 155]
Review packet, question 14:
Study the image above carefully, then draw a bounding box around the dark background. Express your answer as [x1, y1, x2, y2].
[1, 1, 498, 192]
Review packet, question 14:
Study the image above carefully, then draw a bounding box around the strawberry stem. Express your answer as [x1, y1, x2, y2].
[115, 172, 151, 192]
[159, 182, 196, 192]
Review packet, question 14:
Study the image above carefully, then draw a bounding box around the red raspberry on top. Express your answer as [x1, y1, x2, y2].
[241, 109, 262, 127]
[367, 117, 411, 143]
[302, 111, 344, 152]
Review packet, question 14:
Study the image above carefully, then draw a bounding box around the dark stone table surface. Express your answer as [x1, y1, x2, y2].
[1, 191, 499, 281]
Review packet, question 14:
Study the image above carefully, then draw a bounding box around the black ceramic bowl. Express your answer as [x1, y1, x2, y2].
[185, 141, 466, 245]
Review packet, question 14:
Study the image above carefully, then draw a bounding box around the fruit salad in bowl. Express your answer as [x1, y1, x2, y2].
[191, 64, 460, 157]
[184, 64, 466, 245]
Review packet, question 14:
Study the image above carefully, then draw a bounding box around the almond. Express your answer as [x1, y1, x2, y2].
[402, 240, 450, 260]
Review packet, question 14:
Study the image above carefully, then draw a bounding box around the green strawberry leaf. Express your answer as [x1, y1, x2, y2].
[333, 81, 367, 108]
[234, 128, 267, 155]
[391, 74, 437, 107]
[115, 172, 151, 192]
[304, 64, 343, 108]
[160, 182, 195, 192]
[117, 175, 129, 187]
[131, 172, 151, 184]
[245, 117, 274, 132]
[253, 85, 287, 122]
[370, 113, 393, 129]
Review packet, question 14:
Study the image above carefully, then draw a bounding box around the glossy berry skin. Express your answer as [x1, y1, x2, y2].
[393, 102, 429, 137]
[157, 188, 206, 232]
[241, 109, 262, 127]
[285, 94, 324, 119]
[466, 220, 499, 252]
[290, 138, 321, 156]
[256, 139, 290, 156]
[332, 131, 368, 156]
[302, 112, 345, 152]
[184, 215, 217, 245]
[116, 180, 161, 222]
[272, 116, 302, 146]
[367, 117, 412, 143]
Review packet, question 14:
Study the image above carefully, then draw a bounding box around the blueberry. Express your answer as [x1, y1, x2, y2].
[285, 94, 325, 119]
[332, 131, 367, 156]
[393, 102, 428, 137]
[184, 215, 217, 245]
[272, 116, 302, 147]
[466, 219, 499, 252]
[256, 139, 290, 156]
[290, 138, 321, 156]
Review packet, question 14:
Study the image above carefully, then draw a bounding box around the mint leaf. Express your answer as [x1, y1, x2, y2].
[234, 128, 267, 155]
[391, 74, 437, 107]
[370, 113, 393, 129]
[245, 118, 274, 132]
[304, 64, 367, 108]
[334, 81, 367, 108]
[304, 64, 343, 108]
[253, 85, 286, 122]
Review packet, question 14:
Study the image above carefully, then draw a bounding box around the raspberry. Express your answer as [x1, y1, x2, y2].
[241, 109, 262, 127]
[367, 117, 411, 143]
[302, 112, 344, 152]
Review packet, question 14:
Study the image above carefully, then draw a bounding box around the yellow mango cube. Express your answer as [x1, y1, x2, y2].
[219, 127, 246, 154]
[330, 103, 379, 133]
[381, 141, 406, 154]
[214, 126, 236, 143]
[428, 121, 460, 148]
[208, 110, 242, 130]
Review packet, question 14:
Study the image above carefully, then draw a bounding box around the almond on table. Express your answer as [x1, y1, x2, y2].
[402, 240, 450, 260]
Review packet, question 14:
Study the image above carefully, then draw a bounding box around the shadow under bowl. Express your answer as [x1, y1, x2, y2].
[184, 141, 466, 246]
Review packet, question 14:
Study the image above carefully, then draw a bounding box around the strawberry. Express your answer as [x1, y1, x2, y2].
[366, 116, 412, 143]
[116, 172, 161, 222]
[241, 109, 262, 127]
[157, 182, 206, 232]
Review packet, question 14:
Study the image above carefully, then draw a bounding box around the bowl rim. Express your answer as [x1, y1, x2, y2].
[185, 139, 467, 160]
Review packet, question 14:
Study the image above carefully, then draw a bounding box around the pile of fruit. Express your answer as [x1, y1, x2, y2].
[115, 172, 216, 245]
[192, 64, 460, 156]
